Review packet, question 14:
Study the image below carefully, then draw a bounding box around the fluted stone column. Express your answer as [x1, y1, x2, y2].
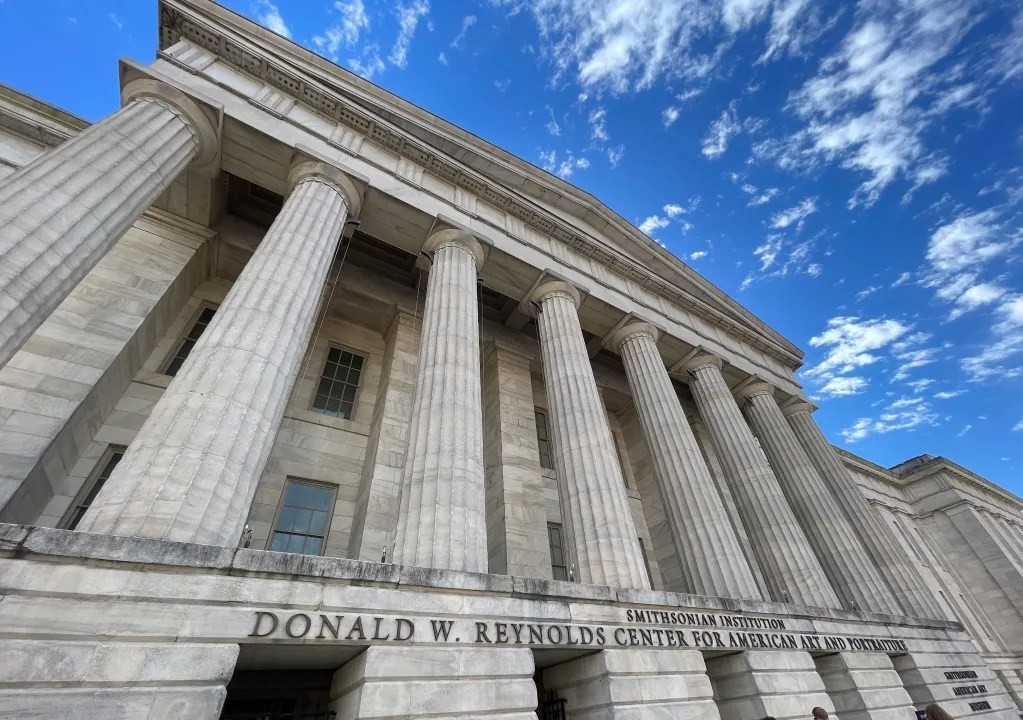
[79, 160, 359, 544]
[610, 322, 761, 599]
[784, 401, 947, 619]
[392, 229, 487, 573]
[0, 79, 217, 368]
[739, 383, 901, 614]
[532, 281, 649, 589]
[683, 353, 838, 607]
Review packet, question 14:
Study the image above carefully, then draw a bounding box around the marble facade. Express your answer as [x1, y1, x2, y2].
[0, 1, 1021, 718]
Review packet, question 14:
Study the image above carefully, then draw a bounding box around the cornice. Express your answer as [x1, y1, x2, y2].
[157, 1, 803, 370]
[0, 84, 84, 148]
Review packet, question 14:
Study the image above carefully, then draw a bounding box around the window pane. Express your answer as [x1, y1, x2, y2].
[271, 533, 289, 552]
[166, 308, 217, 377]
[277, 506, 296, 531]
[310, 511, 327, 535]
[305, 536, 323, 555]
[552, 565, 568, 581]
[287, 535, 306, 553]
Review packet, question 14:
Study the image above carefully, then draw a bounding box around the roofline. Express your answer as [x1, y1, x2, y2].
[159, 0, 805, 367]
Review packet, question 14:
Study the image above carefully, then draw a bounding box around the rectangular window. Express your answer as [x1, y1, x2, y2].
[535, 409, 553, 470]
[548, 522, 568, 580]
[270, 480, 336, 556]
[312, 347, 364, 419]
[164, 306, 217, 376]
[638, 537, 655, 587]
[60, 446, 125, 530]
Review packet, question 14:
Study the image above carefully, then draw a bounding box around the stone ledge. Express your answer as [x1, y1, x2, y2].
[0, 523, 962, 632]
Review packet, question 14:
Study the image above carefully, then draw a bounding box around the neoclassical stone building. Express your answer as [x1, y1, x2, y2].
[0, 2, 1021, 718]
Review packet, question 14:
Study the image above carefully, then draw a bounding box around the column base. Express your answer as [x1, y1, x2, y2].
[328, 645, 537, 719]
[544, 647, 719, 720]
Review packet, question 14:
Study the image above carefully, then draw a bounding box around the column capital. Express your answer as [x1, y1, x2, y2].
[679, 351, 723, 374]
[530, 279, 582, 308]
[734, 380, 776, 402]
[288, 160, 363, 216]
[121, 79, 218, 173]
[423, 227, 486, 267]
[782, 399, 818, 418]
[608, 321, 660, 353]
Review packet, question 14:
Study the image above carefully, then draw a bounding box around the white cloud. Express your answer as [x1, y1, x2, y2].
[494, 79, 511, 92]
[589, 107, 609, 142]
[753, 234, 783, 272]
[805, 316, 910, 394]
[389, 0, 430, 68]
[855, 285, 880, 300]
[949, 282, 1007, 320]
[607, 145, 625, 167]
[770, 197, 817, 230]
[663, 106, 681, 127]
[891, 271, 912, 287]
[1013, 418, 1023, 431]
[639, 215, 671, 235]
[450, 14, 476, 48]
[690, 250, 708, 260]
[437, 51, 448, 65]
[748, 187, 780, 206]
[933, 390, 963, 399]
[663, 204, 685, 218]
[962, 294, 1023, 380]
[955, 424, 972, 437]
[819, 376, 868, 397]
[109, 12, 124, 31]
[254, 0, 290, 37]
[761, 0, 987, 206]
[556, 153, 589, 178]
[349, 47, 386, 78]
[926, 210, 1012, 277]
[545, 107, 561, 136]
[905, 378, 934, 393]
[840, 396, 940, 443]
[314, 0, 369, 60]
[538, 149, 557, 173]
[702, 105, 741, 158]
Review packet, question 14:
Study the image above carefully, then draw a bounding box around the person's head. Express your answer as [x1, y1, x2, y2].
[925, 703, 954, 720]
[812, 707, 829, 720]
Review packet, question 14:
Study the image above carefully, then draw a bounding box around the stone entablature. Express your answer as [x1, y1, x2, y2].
[154, 0, 803, 376]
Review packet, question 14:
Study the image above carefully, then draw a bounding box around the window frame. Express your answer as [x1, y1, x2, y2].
[534, 408, 554, 470]
[266, 478, 338, 557]
[161, 304, 218, 377]
[638, 537, 655, 588]
[547, 522, 569, 581]
[310, 344, 367, 421]
[59, 445, 127, 530]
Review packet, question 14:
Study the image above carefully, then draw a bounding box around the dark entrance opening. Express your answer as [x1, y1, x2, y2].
[219, 669, 334, 719]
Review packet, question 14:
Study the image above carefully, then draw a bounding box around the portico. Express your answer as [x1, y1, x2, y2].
[0, 1, 1021, 718]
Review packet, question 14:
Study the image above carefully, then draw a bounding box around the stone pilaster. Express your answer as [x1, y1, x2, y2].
[610, 323, 761, 599]
[705, 650, 836, 720]
[78, 160, 360, 545]
[0, 79, 217, 368]
[328, 646, 537, 719]
[784, 401, 947, 619]
[392, 229, 487, 573]
[347, 307, 418, 562]
[546, 648, 720, 720]
[682, 353, 838, 607]
[815, 653, 915, 720]
[739, 382, 901, 615]
[532, 281, 649, 589]
[482, 342, 552, 579]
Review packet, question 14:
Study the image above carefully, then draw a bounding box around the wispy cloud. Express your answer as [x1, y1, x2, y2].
[841, 396, 940, 443]
[589, 107, 609, 142]
[109, 12, 124, 31]
[663, 106, 681, 128]
[770, 197, 817, 230]
[450, 14, 476, 48]
[389, 0, 430, 68]
[702, 104, 741, 158]
[314, 0, 369, 61]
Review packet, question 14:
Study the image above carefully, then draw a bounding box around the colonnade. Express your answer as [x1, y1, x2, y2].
[0, 80, 946, 619]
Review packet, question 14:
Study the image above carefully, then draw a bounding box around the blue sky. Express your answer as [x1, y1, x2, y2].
[1, 0, 1021, 493]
